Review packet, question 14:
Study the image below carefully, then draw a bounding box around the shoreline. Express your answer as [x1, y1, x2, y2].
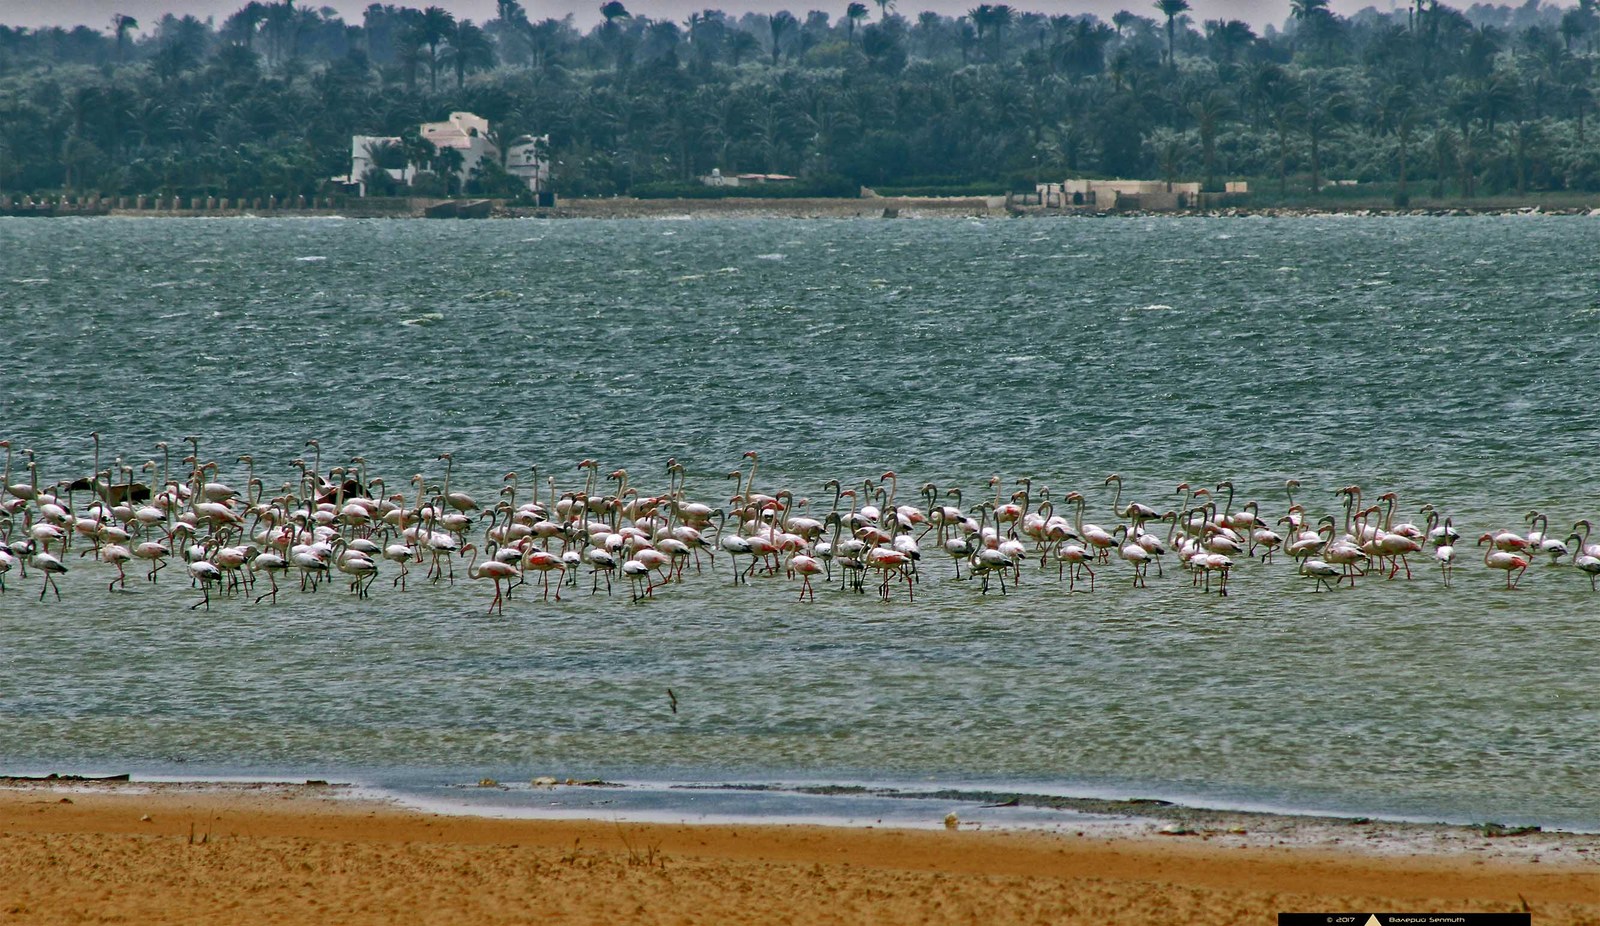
[6, 194, 1600, 221]
[9, 772, 1594, 845]
[1, 779, 1595, 925]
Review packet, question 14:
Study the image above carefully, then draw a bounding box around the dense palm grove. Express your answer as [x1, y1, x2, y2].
[3, 0, 1600, 201]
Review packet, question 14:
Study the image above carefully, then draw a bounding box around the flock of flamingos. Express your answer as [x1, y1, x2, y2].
[2, 437, 1599, 613]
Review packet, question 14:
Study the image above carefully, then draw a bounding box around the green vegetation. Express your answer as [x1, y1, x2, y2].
[2, 0, 1600, 204]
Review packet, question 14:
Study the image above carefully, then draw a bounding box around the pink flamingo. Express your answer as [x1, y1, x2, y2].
[1478, 533, 1530, 589]
[464, 542, 520, 614]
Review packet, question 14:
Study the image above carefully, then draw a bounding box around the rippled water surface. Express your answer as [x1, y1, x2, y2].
[2, 215, 1599, 829]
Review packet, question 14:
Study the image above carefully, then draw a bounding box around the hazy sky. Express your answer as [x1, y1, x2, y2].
[2, 0, 1415, 33]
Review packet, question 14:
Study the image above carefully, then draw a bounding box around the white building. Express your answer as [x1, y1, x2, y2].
[505, 135, 551, 194]
[346, 112, 551, 197]
[350, 134, 413, 194]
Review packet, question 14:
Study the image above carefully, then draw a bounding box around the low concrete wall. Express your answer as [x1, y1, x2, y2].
[547, 196, 1005, 219]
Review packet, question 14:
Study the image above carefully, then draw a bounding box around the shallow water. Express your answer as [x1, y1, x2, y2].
[2, 215, 1598, 830]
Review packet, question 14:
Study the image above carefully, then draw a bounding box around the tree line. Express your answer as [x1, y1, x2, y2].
[2, 0, 1600, 202]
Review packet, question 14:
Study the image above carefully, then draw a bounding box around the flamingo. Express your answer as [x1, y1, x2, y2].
[1322, 531, 1369, 585]
[970, 545, 1011, 595]
[1435, 541, 1455, 586]
[1479, 533, 1530, 589]
[789, 552, 823, 601]
[585, 546, 616, 595]
[966, 504, 1012, 595]
[133, 540, 170, 582]
[1572, 546, 1600, 590]
[251, 549, 289, 603]
[291, 543, 330, 591]
[1192, 551, 1232, 595]
[187, 558, 223, 610]
[1527, 514, 1568, 563]
[521, 547, 565, 601]
[438, 453, 480, 513]
[1375, 529, 1423, 580]
[1053, 539, 1095, 591]
[719, 512, 755, 585]
[383, 541, 417, 590]
[621, 556, 653, 601]
[942, 532, 973, 580]
[1424, 507, 1460, 548]
[89, 543, 133, 591]
[463, 542, 518, 614]
[1251, 525, 1283, 563]
[32, 550, 67, 600]
[335, 547, 380, 599]
[866, 546, 915, 601]
[1105, 474, 1160, 525]
[1214, 481, 1258, 535]
[1300, 558, 1343, 592]
[1571, 520, 1600, 558]
[1067, 491, 1116, 563]
[1113, 525, 1151, 588]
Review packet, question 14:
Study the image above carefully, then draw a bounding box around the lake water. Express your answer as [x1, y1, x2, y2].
[2, 214, 1598, 831]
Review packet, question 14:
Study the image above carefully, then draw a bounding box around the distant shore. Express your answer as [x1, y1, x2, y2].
[1, 778, 1596, 925]
[522, 196, 1600, 219]
[8, 193, 1600, 221]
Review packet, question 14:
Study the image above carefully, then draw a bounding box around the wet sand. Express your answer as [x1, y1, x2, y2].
[2, 781, 1597, 925]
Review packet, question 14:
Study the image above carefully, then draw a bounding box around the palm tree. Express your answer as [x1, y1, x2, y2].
[112, 13, 138, 64]
[495, 0, 526, 25]
[1300, 73, 1353, 193]
[990, 4, 1015, 59]
[1153, 0, 1189, 71]
[956, 20, 977, 65]
[433, 145, 465, 194]
[1147, 127, 1185, 191]
[1254, 64, 1301, 195]
[1290, 1, 1329, 33]
[224, 2, 267, 51]
[1560, 6, 1594, 54]
[1430, 124, 1456, 197]
[1205, 19, 1254, 66]
[967, 4, 1012, 61]
[447, 21, 494, 87]
[398, 128, 437, 185]
[524, 18, 565, 70]
[419, 6, 458, 89]
[1377, 85, 1416, 204]
[364, 138, 406, 171]
[1187, 89, 1234, 191]
[261, 1, 295, 66]
[845, 2, 869, 45]
[725, 29, 759, 66]
[397, 28, 427, 88]
[768, 11, 797, 66]
[599, 1, 631, 70]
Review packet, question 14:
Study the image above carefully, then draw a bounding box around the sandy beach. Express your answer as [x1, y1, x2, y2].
[1, 780, 1596, 925]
